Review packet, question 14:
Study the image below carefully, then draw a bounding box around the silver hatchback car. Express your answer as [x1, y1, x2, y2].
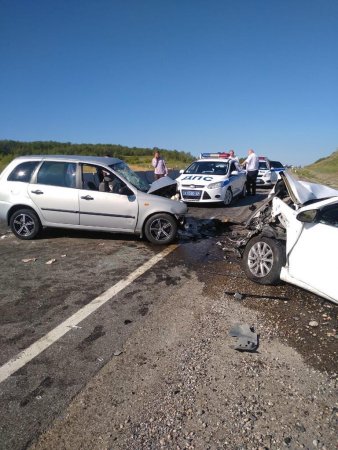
[0, 155, 187, 244]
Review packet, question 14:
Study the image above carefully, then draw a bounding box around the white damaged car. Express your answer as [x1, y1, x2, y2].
[241, 172, 338, 304]
[176, 153, 247, 205]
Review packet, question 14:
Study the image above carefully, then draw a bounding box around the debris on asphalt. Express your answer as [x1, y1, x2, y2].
[113, 350, 123, 356]
[45, 258, 57, 265]
[61, 254, 67, 258]
[229, 323, 259, 352]
[309, 320, 319, 327]
[22, 258, 37, 263]
[233, 292, 244, 300]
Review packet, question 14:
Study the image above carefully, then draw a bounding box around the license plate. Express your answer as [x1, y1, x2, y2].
[182, 190, 201, 197]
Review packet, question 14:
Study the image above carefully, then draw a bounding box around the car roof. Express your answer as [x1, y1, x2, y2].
[195, 158, 230, 162]
[12, 155, 123, 165]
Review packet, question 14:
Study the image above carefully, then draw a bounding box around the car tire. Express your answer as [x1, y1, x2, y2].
[242, 235, 286, 285]
[144, 213, 178, 245]
[240, 184, 246, 198]
[223, 188, 233, 206]
[9, 208, 41, 240]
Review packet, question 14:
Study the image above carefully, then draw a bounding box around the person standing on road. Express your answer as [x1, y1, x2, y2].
[152, 149, 168, 180]
[242, 149, 259, 195]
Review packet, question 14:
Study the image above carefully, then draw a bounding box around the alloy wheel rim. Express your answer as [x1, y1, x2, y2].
[248, 241, 273, 277]
[149, 218, 172, 241]
[13, 214, 35, 237]
[224, 190, 232, 205]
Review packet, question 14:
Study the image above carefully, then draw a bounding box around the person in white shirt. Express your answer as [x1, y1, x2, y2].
[229, 149, 241, 171]
[242, 149, 259, 195]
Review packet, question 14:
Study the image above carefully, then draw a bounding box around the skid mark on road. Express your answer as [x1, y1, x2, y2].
[0, 245, 178, 384]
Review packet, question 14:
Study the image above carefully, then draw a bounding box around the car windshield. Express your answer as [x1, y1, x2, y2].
[185, 161, 229, 175]
[110, 162, 149, 192]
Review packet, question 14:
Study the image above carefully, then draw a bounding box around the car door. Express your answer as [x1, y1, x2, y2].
[287, 202, 338, 300]
[79, 164, 138, 231]
[28, 161, 80, 225]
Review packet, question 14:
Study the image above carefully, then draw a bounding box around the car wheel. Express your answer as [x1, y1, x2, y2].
[240, 184, 246, 198]
[9, 208, 41, 240]
[144, 213, 178, 245]
[223, 188, 233, 206]
[242, 235, 286, 285]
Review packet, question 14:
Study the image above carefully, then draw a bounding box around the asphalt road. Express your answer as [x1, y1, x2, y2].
[0, 191, 337, 450]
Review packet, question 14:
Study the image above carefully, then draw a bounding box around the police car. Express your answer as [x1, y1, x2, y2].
[257, 157, 284, 187]
[176, 153, 247, 205]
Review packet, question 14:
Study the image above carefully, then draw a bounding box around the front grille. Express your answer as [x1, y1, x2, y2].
[182, 184, 205, 188]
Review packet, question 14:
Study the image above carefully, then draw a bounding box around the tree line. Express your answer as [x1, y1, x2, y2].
[0, 140, 195, 170]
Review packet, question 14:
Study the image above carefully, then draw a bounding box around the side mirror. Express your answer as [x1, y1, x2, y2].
[230, 170, 238, 176]
[296, 209, 317, 223]
[179, 169, 184, 174]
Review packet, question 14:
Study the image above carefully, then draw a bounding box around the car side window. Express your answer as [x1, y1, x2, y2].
[82, 164, 125, 194]
[7, 161, 40, 183]
[318, 204, 338, 228]
[36, 161, 77, 188]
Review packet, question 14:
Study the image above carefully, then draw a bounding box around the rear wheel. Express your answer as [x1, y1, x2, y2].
[9, 208, 41, 240]
[144, 213, 177, 245]
[223, 188, 233, 206]
[242, 235, 285, 285]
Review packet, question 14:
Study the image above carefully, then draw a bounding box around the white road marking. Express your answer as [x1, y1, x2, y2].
[0, 245, 178, 384]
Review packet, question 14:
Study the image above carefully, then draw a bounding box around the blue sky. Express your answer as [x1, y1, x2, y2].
[1, 0, 337, 166]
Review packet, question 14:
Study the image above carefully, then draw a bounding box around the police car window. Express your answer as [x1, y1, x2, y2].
[270, 161, 283, 169]
[318, 204, 338, 228]
[259, 161, 268, 170]
[36, 161, 77, 188]
[7, 161, 39, 183]
[185, 161, 228, 175]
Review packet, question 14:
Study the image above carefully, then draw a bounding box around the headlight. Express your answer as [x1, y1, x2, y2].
[207, 181, 223, 189]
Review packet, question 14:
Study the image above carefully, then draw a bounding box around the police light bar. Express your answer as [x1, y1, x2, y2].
[200, 152, 230, 159]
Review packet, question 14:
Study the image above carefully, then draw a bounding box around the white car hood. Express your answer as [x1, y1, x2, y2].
[281, 172, 338, 205]
[177, 174, 227, 184]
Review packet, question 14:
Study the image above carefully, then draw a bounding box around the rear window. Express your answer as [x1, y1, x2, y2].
[7, 161, 40, 183]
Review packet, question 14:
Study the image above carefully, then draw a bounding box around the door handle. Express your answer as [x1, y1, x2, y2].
[31, 190, 44, 195]
[81, 195, 94, 200]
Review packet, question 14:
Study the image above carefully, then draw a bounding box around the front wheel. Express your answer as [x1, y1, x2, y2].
[223, 188, 233, 206]
[144, 213, 178, 245]
[242, 235, 286, 285]
[9, 208, 41, 240]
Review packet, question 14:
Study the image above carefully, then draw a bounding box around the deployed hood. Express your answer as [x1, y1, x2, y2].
[280, 172, 338, 206]
[147, 176, 177, 198]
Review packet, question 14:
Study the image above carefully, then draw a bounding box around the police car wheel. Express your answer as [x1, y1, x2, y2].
[242, 236, 286, 285]
[144, 213, 177, 245]
[240, 184, 246, 198]
[223, 188, 233, 206]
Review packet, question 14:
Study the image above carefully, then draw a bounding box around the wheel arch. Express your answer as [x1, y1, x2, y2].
[7, 204, 42, 226]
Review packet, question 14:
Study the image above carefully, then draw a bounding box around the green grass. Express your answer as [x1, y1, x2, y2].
[293, 150, 338, 189]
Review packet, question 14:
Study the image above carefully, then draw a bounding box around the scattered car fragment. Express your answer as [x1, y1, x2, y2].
[0, 155, 187, 245]
[229, 323, 259, 352]
[240, 172, 338, 304]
